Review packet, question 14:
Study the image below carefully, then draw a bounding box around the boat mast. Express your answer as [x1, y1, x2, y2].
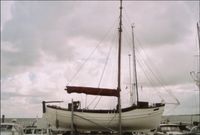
[197, 22, 200, 81]
[197, 1, 200, 124]
[197, 21, 200, 126]
[117, 0, 123, 134]
[131, 25, 139, 105]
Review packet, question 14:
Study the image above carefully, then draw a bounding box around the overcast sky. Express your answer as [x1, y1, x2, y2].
[1, 1, 199, 118]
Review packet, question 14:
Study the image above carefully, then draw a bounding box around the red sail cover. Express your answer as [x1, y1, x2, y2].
[65, 86, 119, 97]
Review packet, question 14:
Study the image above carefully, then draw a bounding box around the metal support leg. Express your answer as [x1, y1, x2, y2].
[71, 99, 74, 135]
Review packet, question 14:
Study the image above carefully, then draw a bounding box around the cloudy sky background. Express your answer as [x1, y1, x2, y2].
[1, 1, 199, 118]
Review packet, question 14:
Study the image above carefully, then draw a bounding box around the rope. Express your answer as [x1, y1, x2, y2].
[75, 20, 118, 109]
[122, 20, 171, 103]
[74, 114, 116, 132]
[123, 7, 169, 91]
[98, 39, 116, 87]
[67, 19, 118, 85]
[123, 21, 179, 104]
[86, 29, 118, 109]
[135, 38, 180, 104]
[93, 96, 102, 109]
[136, 57, 165, 101]
[107, 112, 118, 126]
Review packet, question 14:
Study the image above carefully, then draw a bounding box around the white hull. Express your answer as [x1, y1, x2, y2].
[42, 105, 165, 132]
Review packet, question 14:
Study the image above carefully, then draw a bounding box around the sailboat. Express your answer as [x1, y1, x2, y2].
[41, 0, 165, 133]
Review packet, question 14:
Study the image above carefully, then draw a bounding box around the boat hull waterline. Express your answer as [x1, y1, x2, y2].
[43, 105, 165, 132]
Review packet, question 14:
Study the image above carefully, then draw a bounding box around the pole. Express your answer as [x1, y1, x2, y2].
[71, 99, 74, 135]
[198, 0, 200, 124]
[42, 101, 46, 113]
[196, 22, 200, 125]
[2, 115, 5, 123]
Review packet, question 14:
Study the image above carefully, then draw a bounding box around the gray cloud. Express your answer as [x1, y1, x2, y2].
[2, 1, 197, 78]
[124, 1, 194, 47]
[1, 1, 77, 77]
[1, 1, 121, 78]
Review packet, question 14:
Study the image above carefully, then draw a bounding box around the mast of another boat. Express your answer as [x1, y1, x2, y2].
[131, 25, 139, 105]
[197, 1, 200, 123]
[197, 21, 200, 125]
[117, 0, 123, 134]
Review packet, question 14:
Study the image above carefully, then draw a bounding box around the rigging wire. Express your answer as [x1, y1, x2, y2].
[136, 56, 165, 101]
[135, 38, 180, 104]
[66, 18, 118, 109]
[97, 36, 118, 88]
[121, 25, 139, 104]
[80, 22, 118, 109]
[107, 112, 118, 126]
[123, 22, 162, 103]
[125, 11, 180, 104]
[124, 8, 133, 30]
[122, 12, 179, 104]
[93, 39, 116, 109]
[67, 18, 118, 86]
[122, 25, 164, 102]
[86, 28, 118, 109]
